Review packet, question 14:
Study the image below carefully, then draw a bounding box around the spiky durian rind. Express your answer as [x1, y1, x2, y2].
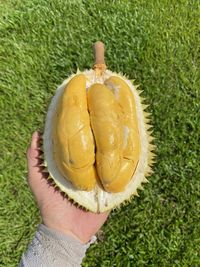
[42, 69, 156, 213]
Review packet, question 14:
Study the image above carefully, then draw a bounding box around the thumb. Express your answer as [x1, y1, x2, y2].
[27, 131, 42, 180]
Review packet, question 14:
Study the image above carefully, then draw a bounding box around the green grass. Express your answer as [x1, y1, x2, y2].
[0, 0, 199, 266]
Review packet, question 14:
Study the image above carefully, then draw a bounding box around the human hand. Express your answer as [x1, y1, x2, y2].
[27, 131, 110, 244]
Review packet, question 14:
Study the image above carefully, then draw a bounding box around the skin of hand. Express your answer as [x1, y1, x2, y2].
[27, 131, 110, 244]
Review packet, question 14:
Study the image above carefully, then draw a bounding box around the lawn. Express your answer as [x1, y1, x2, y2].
[0, 0, 199, 266]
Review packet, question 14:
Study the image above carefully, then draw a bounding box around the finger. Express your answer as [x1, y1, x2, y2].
[27, 131, 42, 172]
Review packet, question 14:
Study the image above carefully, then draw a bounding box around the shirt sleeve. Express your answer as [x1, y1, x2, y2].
[18, 224, 96, 267]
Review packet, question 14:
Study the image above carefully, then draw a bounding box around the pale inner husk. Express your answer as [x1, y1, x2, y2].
[43, 69, 149, 212]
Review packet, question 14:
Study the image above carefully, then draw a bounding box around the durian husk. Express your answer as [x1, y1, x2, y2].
[42, 69, 155, 213]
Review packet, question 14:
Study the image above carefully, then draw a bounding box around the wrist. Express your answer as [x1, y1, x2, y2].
[42, 219, 89, 244]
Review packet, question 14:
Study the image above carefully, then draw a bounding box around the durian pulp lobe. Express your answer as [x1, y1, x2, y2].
[87, 83, 123, 184]
[103, 159, 137, 193]
[53, 74, 97, 191]
[103, 76, 141, 192]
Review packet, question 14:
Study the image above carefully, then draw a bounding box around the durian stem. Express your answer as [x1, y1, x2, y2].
[93, 41, 106, 74]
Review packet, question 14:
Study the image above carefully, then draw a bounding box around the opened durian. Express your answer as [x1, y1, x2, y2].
[42, 41, 155, 212]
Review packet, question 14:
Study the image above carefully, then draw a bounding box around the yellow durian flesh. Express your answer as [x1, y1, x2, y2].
[104, 76, 140, 162]
[52, 74, 97, 191]
[103, 159, 136, 193]
[43, 69, 153, 212]
[103, 76, 141, 192]
[52, 75, 142, 193]
[87, 83, 123, 186]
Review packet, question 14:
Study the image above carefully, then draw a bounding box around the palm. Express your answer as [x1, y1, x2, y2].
[27, 132, 109, 243]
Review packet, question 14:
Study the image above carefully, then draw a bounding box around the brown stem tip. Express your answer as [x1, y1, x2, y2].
[93, 41, 107, 73]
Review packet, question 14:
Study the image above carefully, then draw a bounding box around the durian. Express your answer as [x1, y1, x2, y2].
[43, 41, 155, 213]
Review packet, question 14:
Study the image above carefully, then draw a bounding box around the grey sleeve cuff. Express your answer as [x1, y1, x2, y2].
[18, 224, 96, 267]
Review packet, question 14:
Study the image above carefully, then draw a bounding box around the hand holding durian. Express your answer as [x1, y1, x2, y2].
[42, 42, 155, 212]
[27, 131, 109, 244]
